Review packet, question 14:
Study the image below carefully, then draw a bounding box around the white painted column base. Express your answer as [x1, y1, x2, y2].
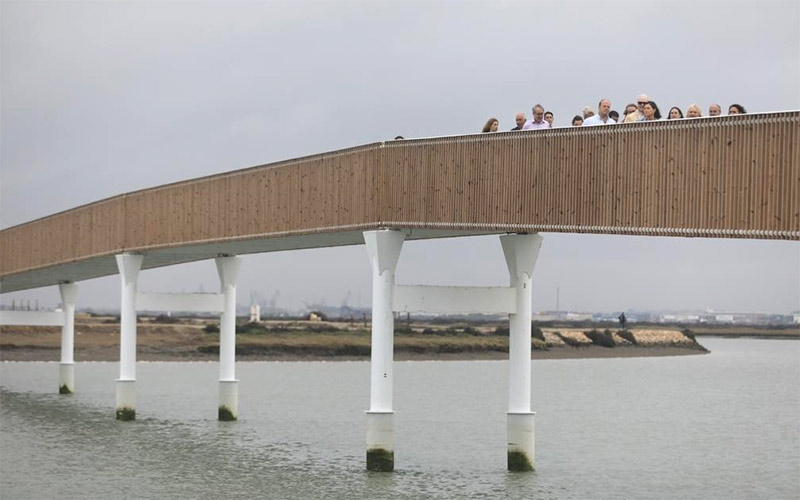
[507, 412, 535, 471]
[366, 411, 395, 471]
[218, 380, 239, 421]
[59, 363, 75, 394]
[59, 282, 78, 394]
[116, 379, 136, 421]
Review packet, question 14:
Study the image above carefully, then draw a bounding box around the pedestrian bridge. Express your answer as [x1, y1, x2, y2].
[1, 111, 797, 292]
[1, 110, 797, 472]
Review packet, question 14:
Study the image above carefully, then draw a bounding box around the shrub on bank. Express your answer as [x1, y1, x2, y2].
[585, 329, 616, 348]
[493, 325, 509, 336]
[617, 329, 637, 345]
[490, 324, 544, 340]
[532, 338, 548, 351]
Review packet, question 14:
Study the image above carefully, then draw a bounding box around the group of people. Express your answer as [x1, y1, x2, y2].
[480, 94, 748, 133]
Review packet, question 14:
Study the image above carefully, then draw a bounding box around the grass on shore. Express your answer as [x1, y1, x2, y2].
[201, 327, 537, 357]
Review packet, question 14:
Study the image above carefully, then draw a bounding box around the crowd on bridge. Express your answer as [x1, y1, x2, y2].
[479, 93, 748, 133]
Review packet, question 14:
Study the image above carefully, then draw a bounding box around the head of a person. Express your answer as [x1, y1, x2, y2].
[482, 117, 499, 133]
[598, 99, 611, 118]
[544, 111, 554, 125]
[609, 110, 619, 122]
[572, 115, 584, 126]
[582, 106, 595, 119]
[708, 103, 722, 116]
[687, 104, 702, 118]
[637, 94, 650, 113]
[515, 113, 526, 128]
[394, 135, 404, 140]
[668, 107, 684, 119]
[532, 104, 545, 123]
[643, 101, 661, 120]
[624, 103, 638, 116]
[729, 104, 747, 115]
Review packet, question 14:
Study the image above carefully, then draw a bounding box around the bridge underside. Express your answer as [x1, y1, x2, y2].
[0, 227, 498, 293]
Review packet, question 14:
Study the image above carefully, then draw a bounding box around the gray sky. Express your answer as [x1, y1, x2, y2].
[2, 0, 799, 314]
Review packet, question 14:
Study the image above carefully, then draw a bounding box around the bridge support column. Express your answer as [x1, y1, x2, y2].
[216, 255, 242, 421]
[364, 229, 405, 472]
[115, 253, 143, 421]
[501, 233, 543, 472]
[58, 282, 78, 394]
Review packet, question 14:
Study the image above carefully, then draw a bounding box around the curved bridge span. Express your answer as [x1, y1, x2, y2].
[1, 112, 798, 292]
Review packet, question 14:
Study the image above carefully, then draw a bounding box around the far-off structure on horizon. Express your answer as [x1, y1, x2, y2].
[1, 112, 798, 471]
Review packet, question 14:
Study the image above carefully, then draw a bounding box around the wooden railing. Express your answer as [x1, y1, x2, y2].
[1, 111, 798, 291]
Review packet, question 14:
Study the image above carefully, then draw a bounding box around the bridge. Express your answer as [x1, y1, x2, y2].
[1, 111, 798, 471]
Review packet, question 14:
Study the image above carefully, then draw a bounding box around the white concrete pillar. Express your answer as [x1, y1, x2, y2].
[58, 282, 78, 394]
[115, 253, 143, 420]
[216, 255, 242, 421]
[501, 233, 543, 471]
[363, 229, 404, 471]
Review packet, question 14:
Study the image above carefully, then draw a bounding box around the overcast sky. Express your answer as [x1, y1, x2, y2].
[1, 0, 798, 314]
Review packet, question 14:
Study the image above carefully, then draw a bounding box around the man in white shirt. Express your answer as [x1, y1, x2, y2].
[522, 104, 551, 130]
[582, 99, 616, 126]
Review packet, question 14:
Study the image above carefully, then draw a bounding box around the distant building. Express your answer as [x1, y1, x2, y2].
[249, 304, 261, 322]
[660, 314, 701, 323]
[532, 310, 593, 322]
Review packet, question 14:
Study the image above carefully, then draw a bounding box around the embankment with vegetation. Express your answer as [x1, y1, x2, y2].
[0, 314, 731, 362]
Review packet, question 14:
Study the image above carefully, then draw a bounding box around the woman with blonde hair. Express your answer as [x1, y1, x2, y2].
[686, 104, 702, 118]
[481, 117, 499, 133]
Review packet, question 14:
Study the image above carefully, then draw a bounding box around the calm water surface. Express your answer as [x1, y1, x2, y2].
[1, 338, 799, 499]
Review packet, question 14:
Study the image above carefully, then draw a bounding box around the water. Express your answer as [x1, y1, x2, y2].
[1, 338, 798, 499]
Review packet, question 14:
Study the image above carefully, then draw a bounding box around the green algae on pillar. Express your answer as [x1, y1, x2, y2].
[116, 407, 135, 421]
[59, 384, 73, 395]
[218, 405, 237, 421]
[507, 450, 534, 472]
[366, 448, 394, 472]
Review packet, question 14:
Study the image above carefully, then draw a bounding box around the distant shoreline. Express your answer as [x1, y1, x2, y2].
[2, 316, 796, 363]
[0, 343, 712, 363]
[0, 316, 740, 362]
